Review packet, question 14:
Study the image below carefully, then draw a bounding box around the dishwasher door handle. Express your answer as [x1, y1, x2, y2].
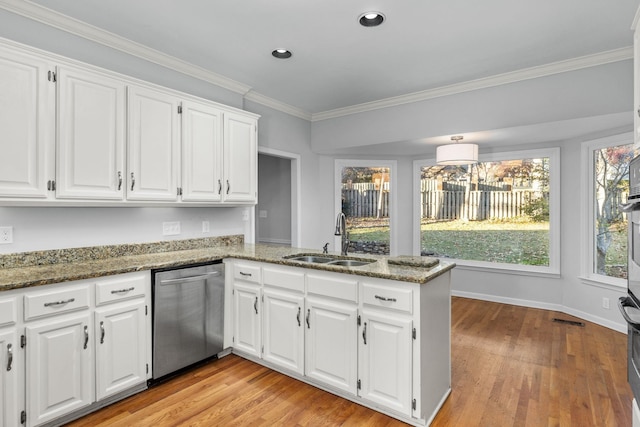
[159, 272, 220, 285]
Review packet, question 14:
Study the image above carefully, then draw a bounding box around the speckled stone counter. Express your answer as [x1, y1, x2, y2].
[0, 236, 454, 291]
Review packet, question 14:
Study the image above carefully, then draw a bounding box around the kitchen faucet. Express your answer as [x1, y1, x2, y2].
[334, 212, 350, 255]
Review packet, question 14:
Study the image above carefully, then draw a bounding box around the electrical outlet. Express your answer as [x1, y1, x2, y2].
[0, 226, 13, 244]
[162, 221, 181, 236]
[602, 297, 610, 310]
[202, 221, 210, 233]
[242, 209, 250, 221]
[259, 210, 268, 218]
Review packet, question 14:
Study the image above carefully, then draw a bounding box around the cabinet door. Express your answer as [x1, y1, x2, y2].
[222, 112, 257, 203]
[262, 288, 304, 375]
[305, 297, 357, 394]
[0, 47, 54, 198]
[57, 67, 126, 200]
[359, 309, 412, 416]
[127, 86, 180, 201]
[95, 300, 146, 401]
[26, 313, 93, 427]
[233, 282, 261, 358]
[181, 101, 223, 202]
[0, 329, 19, 427]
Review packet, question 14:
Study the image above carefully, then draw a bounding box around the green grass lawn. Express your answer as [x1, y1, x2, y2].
[349, 218, 628, 273]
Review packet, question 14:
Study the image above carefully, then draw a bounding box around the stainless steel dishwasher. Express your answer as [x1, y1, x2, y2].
[152, 261, 224, 380]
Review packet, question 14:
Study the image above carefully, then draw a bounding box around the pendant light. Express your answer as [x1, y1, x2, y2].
[436, 135, 478, 165]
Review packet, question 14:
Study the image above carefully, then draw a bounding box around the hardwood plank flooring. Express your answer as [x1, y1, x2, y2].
[65, 297, 633, 426]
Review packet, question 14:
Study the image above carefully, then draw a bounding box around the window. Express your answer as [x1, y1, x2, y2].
[582, 134, 634, 286]
[335, 160, 396, 256]
[413, 148, 559, 274]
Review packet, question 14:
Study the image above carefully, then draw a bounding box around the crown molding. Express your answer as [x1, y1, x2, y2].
[0, 0, 252, 95]
[244, 90, 312, 121]
[311, 47, 633, 122]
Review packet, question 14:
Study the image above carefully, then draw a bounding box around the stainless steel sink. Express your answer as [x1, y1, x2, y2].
[284, 253, 375, 267]
[287, 255, 334, 263]
[327, 259, 373, 267]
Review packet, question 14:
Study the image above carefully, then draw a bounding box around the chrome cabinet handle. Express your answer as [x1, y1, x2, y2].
[306, 309, 310, 329]
[83, 325, 89, 350]
[375, 295, 397, 302]
[362, 322, 367, 345]
[100, 321, 105, 344]
[6, 344, 12, 371]
[117, 171, 122, 190]
[239, 272, 252, 277]
[297, 307, 301, 327]
[226, 180, 230, 194]
[111, 287, 135, 294]
[160, 272, 219, 285]
[44, 298, 75, 307]
[254, 296, 258, 314]
[130, 172, 135, 191]
[218, 179, 222, 195]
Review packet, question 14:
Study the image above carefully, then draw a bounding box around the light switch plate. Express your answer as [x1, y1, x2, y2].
[162, 221, 181, 236]
[202, 221, 210, 233]
[0, 226, 13, 244]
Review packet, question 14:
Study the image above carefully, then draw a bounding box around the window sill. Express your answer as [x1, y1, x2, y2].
[442, 258, 560, 279]
[579, 274, 627, 292]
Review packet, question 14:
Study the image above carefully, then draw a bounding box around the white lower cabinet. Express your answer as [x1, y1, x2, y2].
[233, 282, 262, 358]
[19, 271, 150, 427]
[0, 329, 20, 427]
[262, 288, 304, 375]
[228, 260, 451, 426]
[359, 308, 413, 416]
[26, 313, 93, 427]
[95, 299, 146, 401]
[305, 296, 357, 394]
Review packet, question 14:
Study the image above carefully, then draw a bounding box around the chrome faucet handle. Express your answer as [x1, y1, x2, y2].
[322, 243, 329, 254]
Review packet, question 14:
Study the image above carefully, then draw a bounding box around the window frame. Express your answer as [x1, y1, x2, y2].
[334, 159, 398, 256]
[412, 147, 561, 277]
[580, 133, 633, 290]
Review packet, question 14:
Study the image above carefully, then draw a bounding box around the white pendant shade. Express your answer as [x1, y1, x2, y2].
[436, 143, 478, 165]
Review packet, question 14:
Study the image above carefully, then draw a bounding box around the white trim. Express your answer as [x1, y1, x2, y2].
[452, 290, 627, 334]
[0, 0, 252, 95]
[578, 275, 627, 292]
[0, 0, 631, 123]
[244, 91, 311, 121]
[312, 48, 632, 121]
[334, 159, 398, 256]
[258, 147, 302, 248]
[413, 147, 561, 275]
[579, 132, 634, 286]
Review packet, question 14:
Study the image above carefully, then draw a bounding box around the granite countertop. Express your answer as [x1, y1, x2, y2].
[0, 239, 455, 292]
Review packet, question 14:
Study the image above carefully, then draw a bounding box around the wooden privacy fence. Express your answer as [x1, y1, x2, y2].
[342, 182, 548, 220]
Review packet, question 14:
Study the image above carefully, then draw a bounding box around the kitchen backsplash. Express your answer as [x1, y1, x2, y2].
[0, 235, 244, 269]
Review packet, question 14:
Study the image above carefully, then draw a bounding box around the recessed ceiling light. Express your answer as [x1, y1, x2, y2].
[358, 11, 385, 27]
[272, 49, 292, 59]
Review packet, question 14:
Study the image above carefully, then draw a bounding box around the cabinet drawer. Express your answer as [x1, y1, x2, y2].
[0, 297, 18, 327]
[24, 284, 90, 321]
[233, 263, 261, 284]
[263, 266, 304, 293]
[96, 272, 147, 306]
[307, 273, 358, 303]
[362, 282, 412, 314]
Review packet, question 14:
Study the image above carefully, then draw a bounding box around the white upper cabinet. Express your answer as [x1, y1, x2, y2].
[0, 47, 54, 199]
[127, 86, 180, 202]
[56, 67, 126, 200]
[223, 112, 257, 203]
[181, 101, 223, 202]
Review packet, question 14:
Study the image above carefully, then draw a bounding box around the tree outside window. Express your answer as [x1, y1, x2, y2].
[593, 144, 634, 279]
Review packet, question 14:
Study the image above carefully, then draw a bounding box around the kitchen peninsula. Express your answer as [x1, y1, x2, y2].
[0, 236, 453, 427]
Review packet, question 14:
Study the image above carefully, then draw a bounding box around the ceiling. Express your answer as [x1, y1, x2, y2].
[4, 0, 640, 153]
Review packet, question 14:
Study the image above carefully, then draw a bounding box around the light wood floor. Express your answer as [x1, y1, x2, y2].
[65, 297, 633, 426]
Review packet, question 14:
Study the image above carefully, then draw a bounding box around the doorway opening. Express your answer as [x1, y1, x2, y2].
[257, 148, 301, 247]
